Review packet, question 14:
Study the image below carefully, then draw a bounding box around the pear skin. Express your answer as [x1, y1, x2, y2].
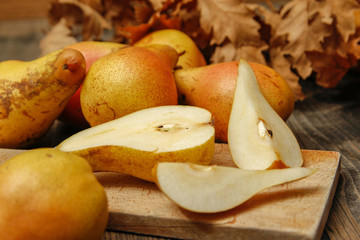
[134, 29, 206, 69]
[0, 49, 86, 148]
[81, 45, 178, 127]
[59, 41, 128, 129]
[140, 44, 179, 69]
[174, 61, 295, 143]
[0, 148, 108, 240]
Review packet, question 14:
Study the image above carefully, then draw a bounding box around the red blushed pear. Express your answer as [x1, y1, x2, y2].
[59, 41, 128, 128]
[174, 61, 295, 143]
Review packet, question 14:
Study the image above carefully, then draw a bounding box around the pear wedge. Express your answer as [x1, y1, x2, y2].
[57, 105, 215, 182]
[228, 59, 303, 169]
[154, 162, 315, 213]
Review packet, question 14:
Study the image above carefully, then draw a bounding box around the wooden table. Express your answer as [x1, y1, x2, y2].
[96, 69, 360, 240]
[1, 18, 359, 240]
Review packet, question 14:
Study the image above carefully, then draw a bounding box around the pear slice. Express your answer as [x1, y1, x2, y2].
[57, 105, 215, 182]
[154, 162, 315, 213]
[228, 59, 303, 169]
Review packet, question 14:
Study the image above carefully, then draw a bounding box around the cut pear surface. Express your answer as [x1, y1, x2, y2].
[154, 162, 315, 213]
[57, 105, 215, 182]
[228, 59, 303, 170]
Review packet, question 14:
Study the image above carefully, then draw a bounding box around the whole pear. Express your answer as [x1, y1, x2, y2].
[174, 61, 295, 143]
[134, 29, 206, 69]
[59, 41, 129, 129]
[81, 44, 178, 127]
[0, 148, 108, 240]
[0, 49, 86, 148]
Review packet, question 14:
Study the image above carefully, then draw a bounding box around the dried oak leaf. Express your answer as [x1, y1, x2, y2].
[196, 0, 268, 64]
[48, 0, 112, 40]
[266, 0, 360, 100]
[114, 0, 192, 43]
[306, 28, 360, 88]
[116, 12, 181, 43]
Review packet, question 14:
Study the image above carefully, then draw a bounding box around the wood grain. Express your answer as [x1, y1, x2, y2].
[0, 144, 340, 240]
[287, 74, 360, 240]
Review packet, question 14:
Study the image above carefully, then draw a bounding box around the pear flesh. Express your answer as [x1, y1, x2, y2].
[57, 105, 215, 182]
[228, 59, 303, 169]
[154, 162, 315, 213]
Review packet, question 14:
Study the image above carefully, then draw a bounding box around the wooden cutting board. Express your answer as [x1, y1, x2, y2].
[0, 144, 341, 240]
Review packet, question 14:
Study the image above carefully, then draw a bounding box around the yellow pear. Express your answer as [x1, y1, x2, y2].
[57, 105, 215, 182]
[0, 49, 86, 148]
[134, 29, 206, 69]
[81, 44, 178, 127]
[174, 61, 295, 142]
[0, 148, 108, 240]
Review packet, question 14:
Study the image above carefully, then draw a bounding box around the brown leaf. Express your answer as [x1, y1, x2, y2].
[48, 0, 112, 40]
[269, 34, 307, 100]
[39, 18, 78, 56]
[116, 11, 181, 44]
[197, 0, 268, 64]
[197, 0, 250, 44]
[267, 0, 360, 100]
[329, 0, 360, 42]
[306, 50, 356, 88]
[306, 27, 360, 88]
[210, 41, 268, 65]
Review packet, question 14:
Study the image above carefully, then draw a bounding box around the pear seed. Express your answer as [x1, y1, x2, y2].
[257, 119, 273, 139]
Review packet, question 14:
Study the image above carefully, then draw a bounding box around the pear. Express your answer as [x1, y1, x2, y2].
[134, 29, 206, 69]
[154, 162, 315, 213]
[57, 105, 215, 182]
[174, 61, 295, 142]
[228, 59, 303, 170]
[0, 49, 86, 148]
[59, 41, 128, 129]
[0, 148, 108, 240]
[81, 44, 179, 127]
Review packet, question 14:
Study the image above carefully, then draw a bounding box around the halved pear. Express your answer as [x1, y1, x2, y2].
[228, 59, 303, 169]
[154, 162, 315, 213]
[57, 105, 215, 182]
